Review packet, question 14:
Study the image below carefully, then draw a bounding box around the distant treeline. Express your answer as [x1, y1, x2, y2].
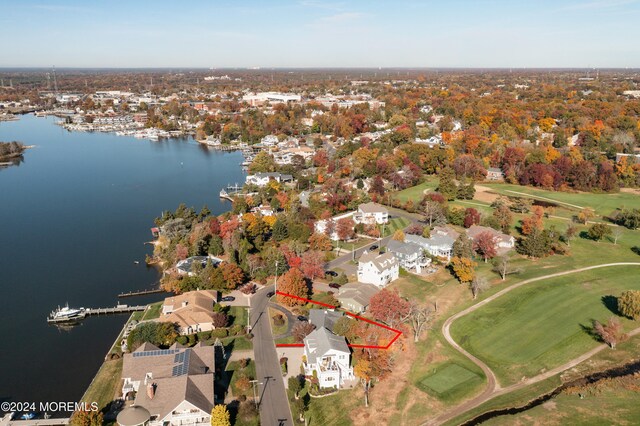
[0, 141, 26, 160]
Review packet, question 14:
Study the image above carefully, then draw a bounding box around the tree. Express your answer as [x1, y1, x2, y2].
[438, 168, 458, 201]
[618, 290, 640, 320]
[276, 268, 309, 306]
[236, 375, 252, 393]
[463, 208, 481, 228]
[220, 262, 245, 289]
[521, 206, 544, 236]
[392, 229, 405, 241]
[473, 231, 497, 262]
[211, 311, 228, 328]
[615, 209, 640, 229]
[127, 321, 178, 351]
[578, 207, 595, 224]
[406, 301, 434, 342]
[248, 151, 276, 173]
[210, 404, 231, 426]
[354, 359, 374, 407]
[453, 233, 474, 259]
[71, 410, 103, 426]
[451, 256, 477, 283]
[300, 250, 325, 280]
[492, 204, 513, 234]
[423, 200, 446, 226]
[333, 316, 358, 340]
[369, 289, 410, 327]
[587, 223, 612, 242]
[469, 276, 489, 299]
[611, 227, 624, 245]
[593, 317, 627, 349]
[336, 217, 355, 241]
[288, 375, 304, 399]
[309, 232, 332, 251]
[292, 322, 316, 342]
[272, 218, 289, 241]
[564, 224, 578, 247]
[518, 228, 553, 258]
[491, 256, 519, 281]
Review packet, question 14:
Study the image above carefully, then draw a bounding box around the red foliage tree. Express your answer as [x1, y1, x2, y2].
[473, 231, 497, 262]
[207, 216, 221, 236]
[292, 322, 316, 342]
[300, 250, 326, 280]
[463, 208, 481, 228]
[220, 262, 245, 289]
[336, 217, 355, 241]
[369, 289, 410, 327]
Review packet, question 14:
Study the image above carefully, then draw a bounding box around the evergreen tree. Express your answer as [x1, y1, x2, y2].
[438, 168, 458, 201]
[272, 219, 289, 241]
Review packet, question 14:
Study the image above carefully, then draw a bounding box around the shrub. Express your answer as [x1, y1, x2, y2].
[273, 314, 285, 327]
[210, 329, 229, 338]
[176, 335, 188, 345]
[230, 324, 245, 336]
[196, 331, 211, 341]
[187, 334, 197, 346]
[618, 290, 640, 320]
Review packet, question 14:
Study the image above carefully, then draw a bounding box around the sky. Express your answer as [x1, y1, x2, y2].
[1, 0, 640, 68]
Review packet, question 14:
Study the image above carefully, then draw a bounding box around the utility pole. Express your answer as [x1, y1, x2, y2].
[274, 260, 279, 293]
[250, 380, 262, 409]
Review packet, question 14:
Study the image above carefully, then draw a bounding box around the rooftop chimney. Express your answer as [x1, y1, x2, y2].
[147, 383, 156, 400]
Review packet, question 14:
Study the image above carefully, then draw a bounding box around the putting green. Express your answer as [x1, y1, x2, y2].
[418, 363, 481, 395]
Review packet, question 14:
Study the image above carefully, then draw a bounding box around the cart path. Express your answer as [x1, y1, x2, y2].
[427, 262, 640, 426]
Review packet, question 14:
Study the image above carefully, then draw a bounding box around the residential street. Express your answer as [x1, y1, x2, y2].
[250, 284, 294, 426]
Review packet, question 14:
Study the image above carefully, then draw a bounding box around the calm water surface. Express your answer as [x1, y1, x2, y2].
[0, 115, 245, 411]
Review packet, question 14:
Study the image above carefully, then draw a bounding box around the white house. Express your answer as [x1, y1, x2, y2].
[245, 172, 294, 187]
[405, 233, 455, 261]
[314, 211, 355, 241]
[303, 327, 354, 389]
[353, 202, 389, 225]
[486, 167, 505, 181]
[385, 240, 431, 273]
[121, 342, 214, 426]
[357, 251, 399, 287]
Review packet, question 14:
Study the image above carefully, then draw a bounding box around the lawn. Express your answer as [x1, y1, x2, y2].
[395, 179, 438, 203]
[141, 301, 162, 320]
[482, 183, 640, 217]
[382, 216, 410, 236]
[304, 385, 359, 426]
[450, 265, 640, 386]
[417, 362, 483, 398]
[269, 307, 289, 336]
[81, 358, 123, 411]
[228, 306, 249, 327]
[220, 335, 253, 351]
[226, 359, 256, 397]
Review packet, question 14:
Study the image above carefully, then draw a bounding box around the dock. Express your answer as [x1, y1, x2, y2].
[117, 288, 166, 298]
[85, 305, 146, 315]
[0, 415, 69, 426]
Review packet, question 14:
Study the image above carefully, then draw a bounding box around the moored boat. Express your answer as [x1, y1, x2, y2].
[47, 304, 86, 323]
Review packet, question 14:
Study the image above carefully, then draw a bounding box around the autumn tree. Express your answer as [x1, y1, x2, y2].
[308, 232, 332, 251]
[354, 359, 374, 407]
[578, 207, 595, 224]
[473, 231, 497, 262]
[71, 409, 103, 426]
[210, 404, 231, 426]
[453, 233, 474, 259]
[276, 267, 309, 306]
[587, 223, 612, 241]
[292, 322, 316, 342]
[248, 151, 276, 173]
[220, 262, 245, 289]
[463, 208, 481, 228]
[521, 206, 544, 236]
[451, 256, 477, 283]
[492, 204, 513, 234]
[593, 317, 627, 349]
[564, 223, 578, 247]
[336, 217, 355, 241]
[369, 289, 410, 327]
[392, 229, 405, 241]
[300, 250, 325, 280]
[211, 311, 228, 328]
[406, 301, 434, 342]
[333, 316, 358, 341]
[618, 290, 640, 320]
[491, 256, 519, 281]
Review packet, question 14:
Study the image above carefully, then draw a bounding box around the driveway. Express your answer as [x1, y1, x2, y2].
[250, 284, 294, 426]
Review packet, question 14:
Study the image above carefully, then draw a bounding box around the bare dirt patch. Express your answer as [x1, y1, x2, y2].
[474, 185, 500, 204]
[620, 187, 640, 195]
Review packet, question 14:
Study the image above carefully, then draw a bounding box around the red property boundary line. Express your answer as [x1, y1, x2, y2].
[274, 290, 402, 350]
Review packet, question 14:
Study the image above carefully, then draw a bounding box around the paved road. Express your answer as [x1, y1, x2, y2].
[427, 262, 640, 426]
[251, 284, 293, 426]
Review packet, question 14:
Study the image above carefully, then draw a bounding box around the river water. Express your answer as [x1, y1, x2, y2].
[0, 115, 245, 411]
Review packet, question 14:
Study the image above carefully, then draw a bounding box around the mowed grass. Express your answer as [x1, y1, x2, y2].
[483, 183, 640, 217]
[81, 358, 123, 411]
[418, 363, 482, 397]
[141, 301, 162, 320]
[383, 216, 410, 236]
[451, 265, 640, 386]
[395, 179, 438, 203]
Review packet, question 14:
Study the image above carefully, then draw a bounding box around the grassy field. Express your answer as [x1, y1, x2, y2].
[418, 362, 483, 398]
[305, 386, 359, 426]
[482, 183, 640, 217]
[228, 306, 249, 327]
[219, 335, 253, 351]
[451, 265, 640, 386]
[141, 301, 162, 320]
[383, 216, 411, 236]
[395, 179, 438, 203]
[226, 359, 256, 396]
[81, 358, 123, 411]
[269, 307, 289, 336]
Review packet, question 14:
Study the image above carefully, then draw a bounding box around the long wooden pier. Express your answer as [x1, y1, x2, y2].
[117, 288, 166, 298]
[0, 414, 69, 426]
[85, 305, 146, 316]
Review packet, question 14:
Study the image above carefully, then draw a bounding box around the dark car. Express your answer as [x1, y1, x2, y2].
[328, 283, 341, 289]
[369, 244, 378, 250]
[326, 270, 338, 277]
[297, 315, 308, 322]
[221, 296, 235, 302]
[266, 291, 275, 298]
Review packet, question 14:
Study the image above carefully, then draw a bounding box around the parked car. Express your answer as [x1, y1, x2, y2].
[221, 296, 235, 302]
[369, 244, 378, 250]
[297, 315, 308, 322]
[326, 270, 338, 277]
[266, 291, 275, 298]
[328, 283, 341, 289]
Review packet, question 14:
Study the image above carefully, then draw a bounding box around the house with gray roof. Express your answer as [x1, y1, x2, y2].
[357, 250, 399, 287]
[337, 282, 380, 313]
[309, 309, 343, 331]
[121, 342, 214, 426]
[385, 239, 432, 273]
[405, 233, 455, 261]
[303, 327, 354, 389]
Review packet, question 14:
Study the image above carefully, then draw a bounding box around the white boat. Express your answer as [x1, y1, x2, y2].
[47, 304, 86, 323]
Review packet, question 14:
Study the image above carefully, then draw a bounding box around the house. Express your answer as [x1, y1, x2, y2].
[245, 172, 294, 187]
[405, 233, 455, 261]
[466, 225, 515, 253]
[121, 342, 214, 426]
[303, 327, 354, 389]
[353, 202, 389, 225]
[176, 256, 222, 276]
[250, 204, 275, 216]
[385, 239, 431, 273]
[357, 251, 399, 287]
[616, 153, 640, 164]
[158, 290, 219, 335]
[309, 309, 343, 331]
[336, 283, 380, 313]
[486, 167, 505, 181]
